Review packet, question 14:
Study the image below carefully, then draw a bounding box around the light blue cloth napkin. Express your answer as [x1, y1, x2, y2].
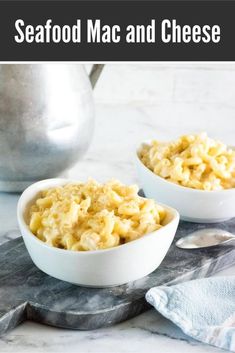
[146, 277, 235, 352]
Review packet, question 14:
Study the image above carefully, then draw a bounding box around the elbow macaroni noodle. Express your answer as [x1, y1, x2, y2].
[29, 179, 166, 251]
[139, 132, 235, 191]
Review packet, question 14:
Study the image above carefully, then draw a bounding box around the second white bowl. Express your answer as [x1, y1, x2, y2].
[17, 178, 179, 287]
[135, 142, 235, 223]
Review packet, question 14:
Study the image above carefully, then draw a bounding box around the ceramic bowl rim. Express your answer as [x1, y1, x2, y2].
[17, 178, 179, 257]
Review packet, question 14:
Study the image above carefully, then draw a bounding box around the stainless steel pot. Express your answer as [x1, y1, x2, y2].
[0, 64, 104, 192]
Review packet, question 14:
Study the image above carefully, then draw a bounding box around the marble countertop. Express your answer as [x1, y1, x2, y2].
[1, 64, 235, 352]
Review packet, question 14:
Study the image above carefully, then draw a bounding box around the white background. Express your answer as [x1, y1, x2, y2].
[71, 63, 235, 184]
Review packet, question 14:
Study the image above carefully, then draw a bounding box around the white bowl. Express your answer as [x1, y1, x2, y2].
[17, 178, 179, 287]
[135, 142, 235, 223]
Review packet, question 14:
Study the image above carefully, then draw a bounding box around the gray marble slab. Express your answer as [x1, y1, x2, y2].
[1, 219, 235, 336]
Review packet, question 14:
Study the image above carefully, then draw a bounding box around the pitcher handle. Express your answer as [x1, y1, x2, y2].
[89, 64, 105, 89]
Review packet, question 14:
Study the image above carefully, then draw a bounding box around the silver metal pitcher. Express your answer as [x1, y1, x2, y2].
[0, 64, 104, 192]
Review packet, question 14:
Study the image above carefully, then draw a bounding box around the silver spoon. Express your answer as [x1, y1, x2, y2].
[176, 228, 235, 250]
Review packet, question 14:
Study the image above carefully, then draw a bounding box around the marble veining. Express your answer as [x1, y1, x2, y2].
[1, 218, 235, 336]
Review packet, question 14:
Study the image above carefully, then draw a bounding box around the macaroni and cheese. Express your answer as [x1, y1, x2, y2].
[28, 179, 166, 251]
[139, 132, 235, 191]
